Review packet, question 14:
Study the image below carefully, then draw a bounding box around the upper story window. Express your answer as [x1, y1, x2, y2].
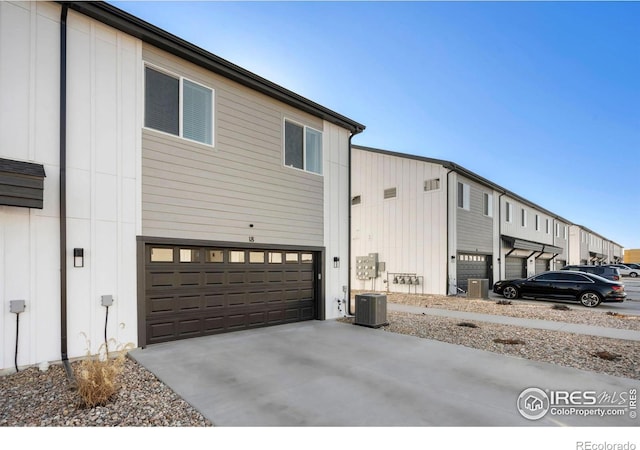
[424, 178, 440, 192]
[483, 192, 493, 217]
[535, 214, 540, 231]
[284, 119, 322, 175]
[457, 182, 470, 210]
[384, 187, 397, 199]
[521, 209, 527, 227]
[144, 66, 214, 146]
[546, 219, 551, 234]
[505, 201, 513, 223]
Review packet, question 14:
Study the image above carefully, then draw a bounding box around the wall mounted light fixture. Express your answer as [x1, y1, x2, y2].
[73, 248, 84, 268]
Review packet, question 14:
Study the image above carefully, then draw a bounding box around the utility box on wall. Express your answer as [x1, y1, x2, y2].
[354, 293, 388, 328]
[356, 253, 379, 280]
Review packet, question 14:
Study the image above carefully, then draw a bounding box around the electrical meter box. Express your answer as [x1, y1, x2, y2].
[356, 253, 379, 280]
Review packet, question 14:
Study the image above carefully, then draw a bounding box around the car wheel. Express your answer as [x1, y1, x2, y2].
[630, 272, 638, 278]
[579, 291, 602, 307]
[502, 285, 519, 299]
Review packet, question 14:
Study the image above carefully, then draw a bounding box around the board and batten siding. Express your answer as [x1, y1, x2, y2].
[0, 2, 141, 371]
[141, 45, 324, 247]
[351, 149, 448, 295]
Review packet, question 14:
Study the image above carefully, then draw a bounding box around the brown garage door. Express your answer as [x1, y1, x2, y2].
[143, 244, 317, 345]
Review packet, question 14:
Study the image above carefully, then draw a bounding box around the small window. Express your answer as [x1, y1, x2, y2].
[150, 247, 173, 262]
[351, 195, 361, 205]
[284, 120, 323, 175]
[457, 182, 470, 210]
[535, 215, 540, 231]
[424, 178, 440, 192]
[249, 251, 265, 263]
[483, 193, 493, 217]
[521, 209, 527, 227]
[546, 219, 551, 234]
[505, 202, 513, 223]
[269, 252, 283, 264]
[229, 251, 245, 263]
[384, 187, 397, 199]
[206, 250, 224, 263]
[179, 248, 200, 263]
[301, 253, 313, 263]
[285, 253, 299, 263]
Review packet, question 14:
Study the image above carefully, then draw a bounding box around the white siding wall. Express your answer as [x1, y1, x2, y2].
[1, 1, 61, 372]
[323, 123, 350, 318]
[0, 2, 141, 371]
[351, 149, 448, 295]
[65, 10, 141, 358]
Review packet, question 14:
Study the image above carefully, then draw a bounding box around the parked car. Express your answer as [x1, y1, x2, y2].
[560, 265, 621, 281]
[625, 263, 640, 270]
[493, 271, 626, 307]
[605, 264, 639, 278]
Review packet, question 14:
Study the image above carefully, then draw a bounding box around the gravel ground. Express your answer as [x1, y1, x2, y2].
[0, 357, 211, 427]
[2, 291, 638, 427]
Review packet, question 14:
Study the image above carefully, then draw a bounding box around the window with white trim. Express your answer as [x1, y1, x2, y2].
[483, 192, 493, 217]
[521, 209, 527, 227]
[546, 219, 551, 234]
[505, 201, 513, 223]
[284, 119, 323, 175]
[535, 214, 540, 231]
[457, 182, 470, 210]
[144, 66, 214, 146]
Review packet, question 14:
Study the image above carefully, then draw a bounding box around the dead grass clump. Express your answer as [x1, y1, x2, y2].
[457, 322, 479, 328]
[606, 311, 627, 318]
[75, 337, 133, 408]
[493, 338, 526, 345]
[551, 304, 571, 311]
[495, 300, 512, 305]
[593, 351, 621, 361]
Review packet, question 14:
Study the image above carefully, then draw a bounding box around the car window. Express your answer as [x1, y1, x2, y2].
[533, 273, 557, 281]
[557, 272, 592, 282]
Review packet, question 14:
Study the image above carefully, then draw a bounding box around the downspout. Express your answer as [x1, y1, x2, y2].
[497, 192, 505, 280]
[445, 169, 454, 295]
[347, 128, 364, 316]
[59, 3, 75, 384]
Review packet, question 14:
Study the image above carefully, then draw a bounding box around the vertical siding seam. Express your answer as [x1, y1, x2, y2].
[89, 19, 97, 352]
[115, 31, 123, 347]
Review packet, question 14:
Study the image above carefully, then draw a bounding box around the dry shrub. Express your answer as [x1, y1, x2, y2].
[551, 304, 571, 311]
[495, 300, 512, 305]
[457, 322, 479, 328]
[593, 351, 621, 361]
[494, 338, 526, 345]
[75, 336, 133, 408]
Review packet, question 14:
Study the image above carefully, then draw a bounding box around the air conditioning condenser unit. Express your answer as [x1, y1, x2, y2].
[354, 293, 388, 328]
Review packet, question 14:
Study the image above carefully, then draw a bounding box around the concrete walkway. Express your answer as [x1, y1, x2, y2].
[388, 302, 640, 341]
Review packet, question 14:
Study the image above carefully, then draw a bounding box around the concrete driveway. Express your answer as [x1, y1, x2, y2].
[129, 320, 640, 427]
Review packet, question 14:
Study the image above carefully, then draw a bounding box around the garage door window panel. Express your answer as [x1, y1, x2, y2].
[179, 248, 201, 263]
[150, 247, 174, 262]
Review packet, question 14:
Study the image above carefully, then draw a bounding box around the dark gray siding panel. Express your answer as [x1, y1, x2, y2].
[456, 177, 493, 253]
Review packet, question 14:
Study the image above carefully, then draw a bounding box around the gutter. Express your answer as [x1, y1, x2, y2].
[59, 3, 75, 385]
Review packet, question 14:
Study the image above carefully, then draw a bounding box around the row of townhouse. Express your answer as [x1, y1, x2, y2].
[0, 1, 364, 372]
[0, 1, 623, 373]
[350, 146, 623, 296]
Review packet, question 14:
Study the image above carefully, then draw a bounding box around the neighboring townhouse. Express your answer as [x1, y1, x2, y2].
[624, 249, 640, 264]
[351, 145, 611, 297]
[0, 1, 364, 372]
[569, 225, 622, 265]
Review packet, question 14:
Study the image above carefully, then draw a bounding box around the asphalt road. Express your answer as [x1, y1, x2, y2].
[491, 278, 640, 315]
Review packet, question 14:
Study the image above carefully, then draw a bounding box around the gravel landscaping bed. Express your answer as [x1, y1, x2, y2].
[0, 357, 212, 427]
[373, 291, 640, 330]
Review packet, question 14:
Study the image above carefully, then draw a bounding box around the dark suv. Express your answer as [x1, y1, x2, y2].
[561, 265, 621, 281]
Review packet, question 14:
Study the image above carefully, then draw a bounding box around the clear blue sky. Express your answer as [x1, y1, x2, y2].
[111, 0, 640, 250]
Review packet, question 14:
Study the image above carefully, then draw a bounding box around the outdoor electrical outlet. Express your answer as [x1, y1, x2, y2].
[101, 295, 113, 307]
[10, 300, 26, 314]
